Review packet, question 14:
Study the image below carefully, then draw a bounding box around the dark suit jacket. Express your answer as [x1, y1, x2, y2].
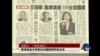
[41, 18, 51, 22]
[60, 22, 75, 35]
[18, 18, 27, 21]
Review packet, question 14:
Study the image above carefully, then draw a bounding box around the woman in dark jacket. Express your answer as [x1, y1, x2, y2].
[60, 12, 75, 35]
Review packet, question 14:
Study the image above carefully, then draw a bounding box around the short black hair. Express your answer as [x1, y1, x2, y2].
[43, 12, 49, 16]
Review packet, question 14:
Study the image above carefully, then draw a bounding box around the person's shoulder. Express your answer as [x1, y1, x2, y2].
[41, 18, 43, 20]
[18, 18, 23, 21]
[71, 22, 75, 27]
[41, 18, 44, 22]
[48, 18, 51, 20]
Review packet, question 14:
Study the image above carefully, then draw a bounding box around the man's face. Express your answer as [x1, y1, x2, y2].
[43, 13, 49, 19]
[20, 12, 26, 19]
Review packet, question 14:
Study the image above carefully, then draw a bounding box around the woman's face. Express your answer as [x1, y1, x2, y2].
[64, 13, 70, 22]
[20, 12, 26, 19]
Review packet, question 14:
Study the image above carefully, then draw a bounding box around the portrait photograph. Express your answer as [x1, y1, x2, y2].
[41, 11, 52, 22]
[18, 11, 28, 22]
[60, 11, 75, 35]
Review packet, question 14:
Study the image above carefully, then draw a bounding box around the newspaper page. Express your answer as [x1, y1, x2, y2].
[12, 0, 89, 55]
